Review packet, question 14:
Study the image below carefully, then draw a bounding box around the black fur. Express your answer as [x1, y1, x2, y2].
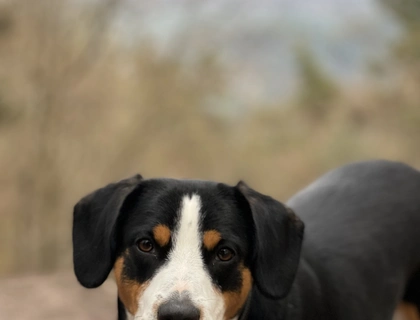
[73, 174, 143, 288]
[73, 160, 420, 320]
[73, 176, 302, 319]
[236, 181, 304, 299]
[265, 160, 420, 320]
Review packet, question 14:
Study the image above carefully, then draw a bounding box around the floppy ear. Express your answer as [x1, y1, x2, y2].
[72, 174, 143, 288]
[236, 181, 304, 300]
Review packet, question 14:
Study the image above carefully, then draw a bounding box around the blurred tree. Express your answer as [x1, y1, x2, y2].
[0, 7, 12, 35]
[380, 0, 420, 143]
[0, 0, 229, 275]
[106, 47, 227, 179]
[381, 0, 420, 73]
[0, 91, 18, 125]
[294, 45, 338, 120]
[2, 0, 420, 279]
[381, 0, 420, 28]
[0, 0, 121, 273]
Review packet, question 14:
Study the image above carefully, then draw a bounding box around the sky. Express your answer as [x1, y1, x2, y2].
[112, 0, 401, 107]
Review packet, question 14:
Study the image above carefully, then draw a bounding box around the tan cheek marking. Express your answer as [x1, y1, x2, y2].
[153, 224, 171, 247]
[203, 230, 222, 251]
[223, 267, 253, 320]
[114, 256, 149, 315]
[394, 303, 420, 320]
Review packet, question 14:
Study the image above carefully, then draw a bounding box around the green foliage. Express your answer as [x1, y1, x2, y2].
[381, 0, 420, 29]
[294, 45, 338, 119]
[380, 0, 420, 133]
[2, 0, 420, 278]
[381, 0, 420, 67]
[0, 8, 12, 35]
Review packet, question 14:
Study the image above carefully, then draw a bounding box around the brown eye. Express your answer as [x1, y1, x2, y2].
[137, 239, 153, 253]
[217, 247, 234, 261]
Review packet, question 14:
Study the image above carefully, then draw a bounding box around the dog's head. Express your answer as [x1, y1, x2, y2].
[73, 175, 304, 320]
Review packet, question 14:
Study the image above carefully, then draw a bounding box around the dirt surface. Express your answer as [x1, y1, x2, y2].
[0, 271, 117, 320]
[0, 271, 415, 320]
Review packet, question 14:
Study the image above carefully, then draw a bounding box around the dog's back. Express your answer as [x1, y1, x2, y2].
[287, 160, 420, 319]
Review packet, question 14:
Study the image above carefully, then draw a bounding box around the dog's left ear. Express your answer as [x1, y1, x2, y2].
[236, 181, 304, 300]
[72, 174, 143, 289]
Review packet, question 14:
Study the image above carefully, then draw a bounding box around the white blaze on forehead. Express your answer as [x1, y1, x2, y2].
[134, 194, 225, 320]
[170, 194, 203, 268]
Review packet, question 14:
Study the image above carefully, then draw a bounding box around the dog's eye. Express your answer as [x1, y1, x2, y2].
[137, 239, 154, 253]
[217, 247, 234, 261]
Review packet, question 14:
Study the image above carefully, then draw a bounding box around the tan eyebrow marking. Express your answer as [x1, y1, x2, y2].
[395, 302, 420, 320]
[203, 230, 222, 251]
[153, 224, 171, 247]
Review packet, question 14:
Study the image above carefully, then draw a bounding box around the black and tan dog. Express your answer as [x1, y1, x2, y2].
[73, 160, 420, 320]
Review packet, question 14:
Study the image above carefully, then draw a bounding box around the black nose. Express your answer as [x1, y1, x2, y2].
[157, 297, 200, 320]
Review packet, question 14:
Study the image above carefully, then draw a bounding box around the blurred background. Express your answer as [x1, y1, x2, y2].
[0, 0, 419, 318]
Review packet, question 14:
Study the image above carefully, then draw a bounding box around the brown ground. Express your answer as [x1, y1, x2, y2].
[0, 271, 117, 320]
[0, 271, 417, 320]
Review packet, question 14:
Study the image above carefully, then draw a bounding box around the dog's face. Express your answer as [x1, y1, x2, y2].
[73, 175, 304, 320]
[114, 179, 253, 320]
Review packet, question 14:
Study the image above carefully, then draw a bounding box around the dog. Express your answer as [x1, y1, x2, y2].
[72, 160, 420, 320]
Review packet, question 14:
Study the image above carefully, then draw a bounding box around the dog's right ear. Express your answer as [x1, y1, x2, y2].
[72, 174, 142, 288]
